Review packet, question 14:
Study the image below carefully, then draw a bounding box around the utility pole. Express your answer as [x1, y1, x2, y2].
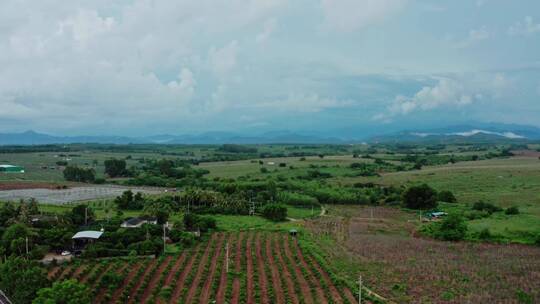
[162, 224, 166, 253]
[85, 206, 88, 226]
[25, 237, 29, 255]
[358, 275, 362, 304]
[226, 242, 229, 273]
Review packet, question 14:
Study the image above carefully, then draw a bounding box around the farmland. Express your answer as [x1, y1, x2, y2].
[305, 206, 540, 303]
[2, 142, 540, 303]
[47, 232, 361, 304]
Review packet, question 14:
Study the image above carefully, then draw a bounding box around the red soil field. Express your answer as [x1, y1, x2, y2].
[49, 232, 358, 304]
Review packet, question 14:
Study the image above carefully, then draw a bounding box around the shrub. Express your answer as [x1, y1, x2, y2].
[435, 213, 468, 241]
[63, 165, 95, 183]
[402, 184, 438, 210]
[478, 228, 492, 240]
[437, 190, 457, 203]
[277, 192, 319, 207]
[260, 167, 269, 173]
[505, 206, 520, 215]
[472, 201, 502, 214]
[261, 204, 288, 221]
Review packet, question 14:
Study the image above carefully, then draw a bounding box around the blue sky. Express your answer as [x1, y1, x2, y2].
[0, 0, 539, 136]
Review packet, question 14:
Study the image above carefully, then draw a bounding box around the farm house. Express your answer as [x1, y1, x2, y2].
[72, 230, 103, 251]
[0, 164, 24, 173]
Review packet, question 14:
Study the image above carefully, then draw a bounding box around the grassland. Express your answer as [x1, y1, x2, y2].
[305, 205, 540, 303]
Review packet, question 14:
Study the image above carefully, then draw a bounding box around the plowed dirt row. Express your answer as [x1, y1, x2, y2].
[48, 232, 355, 304]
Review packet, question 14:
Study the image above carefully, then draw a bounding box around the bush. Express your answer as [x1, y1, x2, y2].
[505, 206, 520, 215]
[182, 213, 216, 232]
[402, 184, 438, 209]
[435, 213, 468, 241]
[472, 201, 502, 214]
[261, 204, 288, 221]
[277, 192, 319, 207]
[104, 158, 127, 177]
[437, 190, 457, 203]
[478, 228, 492, 240]
[63, 166, 95, 183]
[260, 167, 269, 174]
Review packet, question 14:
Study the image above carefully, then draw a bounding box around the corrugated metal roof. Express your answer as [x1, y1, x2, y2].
[72, 231, 103, 239]
[0, 290, 12, 304]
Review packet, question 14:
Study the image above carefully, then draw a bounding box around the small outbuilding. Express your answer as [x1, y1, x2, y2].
[429, 212, 448, 219]
[121, 217, 158, 228]
[0, 165, 24, 173]
[72, 230, 103, 251]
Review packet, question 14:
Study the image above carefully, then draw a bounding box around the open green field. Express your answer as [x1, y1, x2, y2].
[197, 154, 375, 179]
[340, 156, 540, 243]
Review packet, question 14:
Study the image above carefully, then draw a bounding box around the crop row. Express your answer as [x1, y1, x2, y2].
[49, 232, 356, 304]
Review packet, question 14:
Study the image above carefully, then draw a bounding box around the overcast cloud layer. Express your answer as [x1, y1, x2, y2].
[0, 0, 539, 136]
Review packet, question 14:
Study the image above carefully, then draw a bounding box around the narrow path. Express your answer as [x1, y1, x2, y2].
[292, 238, 328, 304]
[255, 233, 271, 304]
[282, 234, 314, 304]
[110, 262, 143, 304]
[170, 239, 212, 304]
[273, 235, 300, 304]
[184, 233, 224, 304]
[198, 235, 226, 303]
[230, 232, 244, 304]
[216, 233, 235, 304]
[266, 235, 286, 304]
[127, 259, 158, 304]
[140, 255, 173, 303]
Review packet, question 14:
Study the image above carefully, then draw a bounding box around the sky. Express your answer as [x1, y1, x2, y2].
[0, 0, 539, 136]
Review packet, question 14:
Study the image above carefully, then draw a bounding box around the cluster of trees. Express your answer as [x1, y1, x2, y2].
[104, 158, 128, 177]
[218, 144, 258, 153]
[125, 159, 209, 187]
[261, 204, 288, 221]
[63, 166, 95, 183]
[114, 190, 145, 210]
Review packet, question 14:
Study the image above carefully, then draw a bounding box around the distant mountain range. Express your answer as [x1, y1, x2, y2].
[1, 123, 540, 145]
[370, 123, 540, 143]
[0, 130, 344, 145]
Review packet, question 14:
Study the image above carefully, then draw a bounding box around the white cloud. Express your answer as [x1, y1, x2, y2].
[255, 93, 354, 113]
[508, 16, 540, 36]
[209, 41, 239, 79]
[321, 0, 406, 32]
[454, 26, 490, 48]
[167, 68, 196, 95]
[256, 18, 277, 43]
[476, 0, 488, 7]
[57, 10, 115, 48]
[375, 73, 511, 120]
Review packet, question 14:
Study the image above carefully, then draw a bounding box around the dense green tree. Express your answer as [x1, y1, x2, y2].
[63, 166, 95, 183]
[69, 205, 95, 226]
[261, 204, 288, 221]
[104, 158, 127, 178]
[437, 190, 457, 203]
[114, 190, 144, 210]
[0, 202, 17, 226]
[435, 213, 468, 241]
[33, 279, 91, 304]
[2, 223, 34, 255]
[0, 257, 49, 304]
[402, 184, 438, 209]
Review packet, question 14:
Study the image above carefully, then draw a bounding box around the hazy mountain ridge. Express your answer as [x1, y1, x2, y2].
[1, 123, 540, 145]
[370, 123, 540, 143]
